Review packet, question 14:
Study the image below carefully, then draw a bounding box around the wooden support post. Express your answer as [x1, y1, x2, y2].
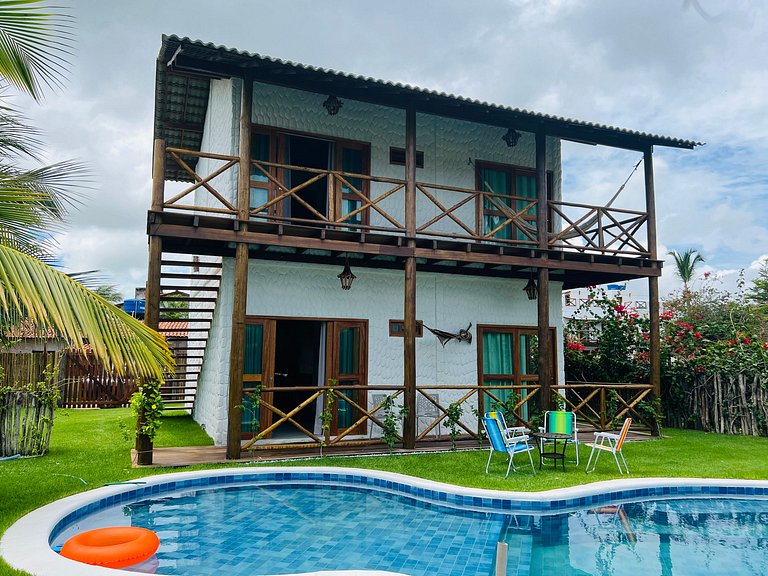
[403, 105, 417, 449]
[537, 267, 551, 411]
[226, 77, 254, 460]
[535, 131, 551, 411]
[226, 242, 249, 459]
[237, 76, 253, 223]
[644, 147, 661, 401]
[151, 139, 165, 212]
[136, 139, 167, 466]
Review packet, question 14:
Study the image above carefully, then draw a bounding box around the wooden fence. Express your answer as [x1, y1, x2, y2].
[59, 352, 137, 408]
[0, 351, 137, 409]
[664, 373, 768, 436]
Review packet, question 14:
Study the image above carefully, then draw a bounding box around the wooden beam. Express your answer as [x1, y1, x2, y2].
[535, 132, 552, 411]
[137, 234, 163, 466]
[237, 75, 253, 222]
[226, 77, 254, 460]
[403, 105, 417, 449]
[537, 267, 551, 412]
[644, 147, 661, 398]
[226, 242, 248, 459]
[536, 131, 548, 250]
[151, 139, 166, 212]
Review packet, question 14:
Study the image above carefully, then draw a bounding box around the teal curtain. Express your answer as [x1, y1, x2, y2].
[481, 168, 511, 239]
[483, 332, 513, 404]
[341, 148, 363, 227]
[242, 324, 263, 433]
[250, 134, 270, 182]
[515, 174, 537, 242]
[337, 327, 360, 429]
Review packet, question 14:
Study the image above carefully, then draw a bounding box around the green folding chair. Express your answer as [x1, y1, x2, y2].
[538, 410, 580, 465]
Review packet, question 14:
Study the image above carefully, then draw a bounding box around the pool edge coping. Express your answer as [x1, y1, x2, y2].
[4, 466, 768, 576]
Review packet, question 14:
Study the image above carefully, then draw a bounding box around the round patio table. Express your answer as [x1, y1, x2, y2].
[531, 431, 571, 471]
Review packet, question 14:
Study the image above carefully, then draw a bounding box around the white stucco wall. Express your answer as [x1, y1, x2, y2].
[191, 79, 566, 445]
[196, 259, 564, 446]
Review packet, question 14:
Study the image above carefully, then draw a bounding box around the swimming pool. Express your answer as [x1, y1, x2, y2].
[4, 468, 768, 576]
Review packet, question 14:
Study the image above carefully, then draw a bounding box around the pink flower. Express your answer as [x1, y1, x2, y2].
[660, 310, 674, 320]
[694, 332, 702, 339]
[743, 337, 751, 344]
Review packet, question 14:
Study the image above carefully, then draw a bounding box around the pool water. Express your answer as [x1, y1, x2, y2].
[51, 482, 768, 576]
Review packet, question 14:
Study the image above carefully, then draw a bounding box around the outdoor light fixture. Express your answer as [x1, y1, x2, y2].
[523, 271, 538, 300]
[502, 128, 521, 148]
[338, 257, 356, 290]
[323, 95, 343, 115]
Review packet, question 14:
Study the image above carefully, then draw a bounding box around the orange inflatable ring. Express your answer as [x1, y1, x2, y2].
[60, 527, 160, 568]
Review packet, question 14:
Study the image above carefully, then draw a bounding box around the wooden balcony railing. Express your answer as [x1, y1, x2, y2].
[553, 382, 655, 430]
[237, 381, 656, 451]
[159, 148, 650, 257]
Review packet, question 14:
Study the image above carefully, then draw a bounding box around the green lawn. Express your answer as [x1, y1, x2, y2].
[2, 408, 768, 576]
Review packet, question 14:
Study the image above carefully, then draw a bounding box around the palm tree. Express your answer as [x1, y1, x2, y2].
[668, 248, 705, 296]
[0, 1, 173, 379]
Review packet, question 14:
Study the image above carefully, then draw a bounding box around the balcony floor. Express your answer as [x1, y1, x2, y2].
[149, 210, 662, 289]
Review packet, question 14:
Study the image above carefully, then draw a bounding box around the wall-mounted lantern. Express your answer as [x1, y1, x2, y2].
[502, 128, 521, 148]
[338, 257, 356, 290]
[323, 95, 343, 116]
[523, 271, 538, 300]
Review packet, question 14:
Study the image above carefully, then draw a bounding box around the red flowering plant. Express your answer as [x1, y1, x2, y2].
[663, 275, 768, 379]
[564, 287, 650, 384]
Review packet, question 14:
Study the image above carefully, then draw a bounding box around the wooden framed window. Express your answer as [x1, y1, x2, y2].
[389, 147, 424, 168]
[249, 130, 275, 214]
[477, 325, 556, 422]
[475, 161, 552, 243]
[389, 320, 424, 337]
[335, 141, 370, 227]
[249, 127, 370, 226]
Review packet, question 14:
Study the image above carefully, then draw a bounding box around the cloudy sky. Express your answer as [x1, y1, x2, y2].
[19, 0, 768, 300]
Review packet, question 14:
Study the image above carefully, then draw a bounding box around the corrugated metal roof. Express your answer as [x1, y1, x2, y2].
[155, 35, 701, 181]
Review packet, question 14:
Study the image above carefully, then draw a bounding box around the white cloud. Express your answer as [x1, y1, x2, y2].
[7, 0, 765, 302]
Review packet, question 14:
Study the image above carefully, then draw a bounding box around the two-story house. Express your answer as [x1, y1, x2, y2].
[144, 35, 698, 462]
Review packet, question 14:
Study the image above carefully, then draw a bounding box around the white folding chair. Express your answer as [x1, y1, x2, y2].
[585, 418, 632, 474]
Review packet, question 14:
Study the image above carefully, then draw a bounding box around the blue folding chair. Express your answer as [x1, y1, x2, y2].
[482, 415, 536, 477]
[485, 411, 528, 442]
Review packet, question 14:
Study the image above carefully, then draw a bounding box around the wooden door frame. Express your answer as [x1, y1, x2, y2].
[241, 318, 275, 439]
[475, 324, 557, 416]
[243, 315, 369, 438]
[325, 319, 369, 436]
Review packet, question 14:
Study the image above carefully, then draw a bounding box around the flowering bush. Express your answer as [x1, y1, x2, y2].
[564, 287, 650, 384]
[565, 278, 768, 433]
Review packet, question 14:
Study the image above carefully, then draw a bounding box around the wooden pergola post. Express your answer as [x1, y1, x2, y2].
[535, 131, 552, 412]
[137, 138, 166, 465]
[402, 105, 417, 449]
[644, 147, 661, 400]
[226, 76, 253, 460]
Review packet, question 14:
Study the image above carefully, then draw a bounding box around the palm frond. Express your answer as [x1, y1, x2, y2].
[668, 249, 705, 286]
[0, 158, 87, 255]
[0, 0, 74, 100]
[0, 244, 174, 379]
